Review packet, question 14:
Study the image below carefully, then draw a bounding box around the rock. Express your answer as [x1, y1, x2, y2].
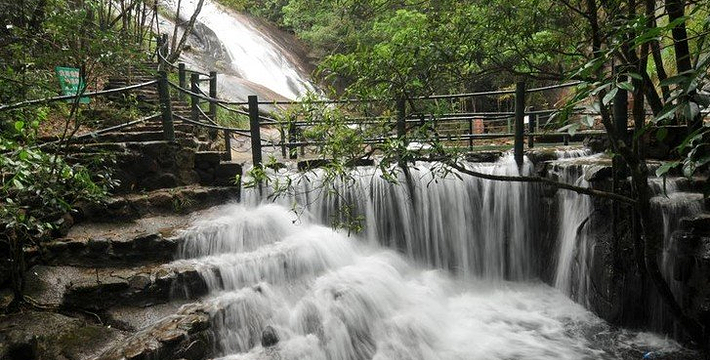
[465, 151, 503, 163]
[194, 151, 221, 170]
[95, 303, 213, 360]
[0, 288, 14, 313]
[0, 311, 125, 360]
[87, 237, 111, 253]
[52, 213, 75, 237]
[261, 326, 279, 347]
[214, 162, 242, 187]
[584, 136, 609, 153]
[584, 164, 613, 182]
[141, 173, 178, 190]
[680, 214, 710, 234]
[128, 274, 151, 290]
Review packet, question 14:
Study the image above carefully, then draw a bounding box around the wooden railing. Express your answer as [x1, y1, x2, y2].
[0, 33, 607, 169]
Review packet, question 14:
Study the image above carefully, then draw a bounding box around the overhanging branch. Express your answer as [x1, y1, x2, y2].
[444, 161, 637, 205]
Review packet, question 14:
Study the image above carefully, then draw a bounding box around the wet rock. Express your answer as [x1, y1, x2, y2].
[77, 186, 239, 223]
[583, 136, 609, 153]
[464, 151, 503, 163]
[583, 164, 613, 182]
[0, 311, 125, 360]
[128, 274, 151, 290]
[214, 162, 242, 187]
[0, 288, 14, 313]
[95, 303, 213, 360]
[38, 232, 178, 268]
[261, 326, 279, 347]
[24, 263, 208, 311]
[680, 214, 710, 234]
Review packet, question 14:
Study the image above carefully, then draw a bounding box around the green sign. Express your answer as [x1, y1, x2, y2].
[55, 67, 90, 104]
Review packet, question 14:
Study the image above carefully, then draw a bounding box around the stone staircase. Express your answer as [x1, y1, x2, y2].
[0, 63, 252, 359]
[58, 62, 243, 195]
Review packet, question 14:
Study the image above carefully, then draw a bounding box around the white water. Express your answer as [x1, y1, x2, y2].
[649, 180, 706, 332]
[243, 154, 539, 280]
[160, 0, 316, 100]
[177, 203, 684, 360]
[550, 150, 597, 305]
[173, 153, 692, 359]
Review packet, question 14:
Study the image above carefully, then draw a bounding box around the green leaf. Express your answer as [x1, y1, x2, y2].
[626, 72, 643, 80]
[12, 178, 24, 189]
[558, 123, 580, 136]
[655, 161, 680, 177]
[659, 74, 690, 87]
[14, 121, 25, 132]
[580, 115, 595, 127]
[656, 127, 668, 142]
[653, 103, 681, 124]
[602, 87, 618, 106]
[617, 82, 634, 92]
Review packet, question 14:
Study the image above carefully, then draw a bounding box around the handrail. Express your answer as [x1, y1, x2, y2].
[256, 81, 583, 105]
[168, 81, 249, 105]
[0, 80, 158, 112]
[413, 81, 582, 100]
[37, 113, 160, 148]
[157, 46, 211, 77]
[174, 113, 251, 137]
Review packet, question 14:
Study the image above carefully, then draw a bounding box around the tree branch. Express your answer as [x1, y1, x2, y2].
[440, 160, 637, 205]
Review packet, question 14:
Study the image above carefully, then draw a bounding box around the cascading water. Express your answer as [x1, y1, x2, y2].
[171, 153, 694, 359]
[160, 0, 317, 100]
[243, 154, 540, 280]
[648, 179, 706, 333]
[550, 150, 597, 305]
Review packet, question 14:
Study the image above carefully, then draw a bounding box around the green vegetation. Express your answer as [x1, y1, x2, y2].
[0, 0, 155, 310]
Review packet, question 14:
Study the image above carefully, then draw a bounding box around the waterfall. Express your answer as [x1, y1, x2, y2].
[171, 152, 695, 358]
[176, 205, 685, 360]
[649, 180, 706, 333]
[550, 150, 597, 305]
[242, 154, 539, 280]
[160, 0, 316, 100]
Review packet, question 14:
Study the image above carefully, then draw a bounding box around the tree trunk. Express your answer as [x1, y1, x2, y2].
[166, 0, 204, 63]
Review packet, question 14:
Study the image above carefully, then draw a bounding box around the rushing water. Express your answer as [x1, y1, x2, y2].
[172, 153, 697, 359]
[549, 151, 597, 306]
[160, 0, 316, 100]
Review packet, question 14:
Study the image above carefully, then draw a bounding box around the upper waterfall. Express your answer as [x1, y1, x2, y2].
[160, 0, 317, 100]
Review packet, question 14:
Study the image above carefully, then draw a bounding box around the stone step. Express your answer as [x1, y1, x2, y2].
[56, 139, 203, 154]
[71, 130, 193, 144]
[96, 302, 214, 360]
[78, 185, 239, 222]
[194, 154, 243, 186]
[120, 123, 195, 133]
[29, 213, 197, 267]
[23, 263, 208, 311]
[680, 213, 710, 235]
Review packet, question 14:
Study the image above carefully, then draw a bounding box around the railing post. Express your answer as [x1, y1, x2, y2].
[248, 95, 262, 167]
[190, 73, 199, 122]
[178, 63, 186, 101]
[514, 81, 525, 167]
[157, 71, 175, 142]
[279, 125, 287, 159]
[209, 71, 230, 161]
[209, 71, 218, 121]
[527, 106, 536, 149]
[468, 118, 474, 151]
[288, 118, 298, 159]
[396, 97, 407, 140]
